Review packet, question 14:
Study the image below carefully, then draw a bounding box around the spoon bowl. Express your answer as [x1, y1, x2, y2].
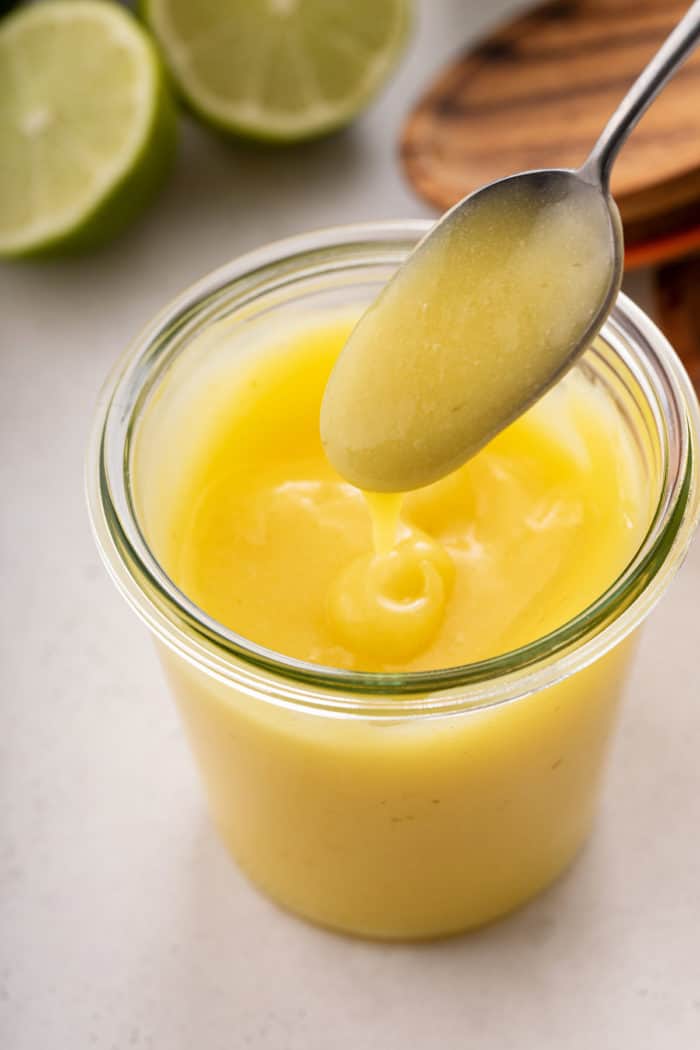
[321, 166, 621, 492]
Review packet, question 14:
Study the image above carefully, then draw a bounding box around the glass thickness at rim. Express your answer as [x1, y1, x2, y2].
[88, 221, 700, 714]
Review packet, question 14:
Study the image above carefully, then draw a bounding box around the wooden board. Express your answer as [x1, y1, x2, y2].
[401, 0, 700, 260]
[655, 256, 700, 388]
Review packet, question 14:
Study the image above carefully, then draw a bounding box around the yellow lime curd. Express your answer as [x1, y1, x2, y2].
[134, 312, 650, 937]
[321, 183, 614, 492]
[146, 318, 645, 673]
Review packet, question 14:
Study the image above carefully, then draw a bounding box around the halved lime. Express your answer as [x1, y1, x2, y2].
[143, 0, 411, 143]
[0, 0, 177, 258]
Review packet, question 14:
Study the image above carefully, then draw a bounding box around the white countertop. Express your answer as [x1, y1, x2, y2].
[2, 2, 699, 1047]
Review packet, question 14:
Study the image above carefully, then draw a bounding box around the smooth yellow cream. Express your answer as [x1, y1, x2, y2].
[321, 182, 615, 491]
[154, 319, 646, 673]
[135, 311, 651, 938]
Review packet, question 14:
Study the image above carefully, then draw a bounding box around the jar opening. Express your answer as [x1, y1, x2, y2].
[87, 223, 699, 714]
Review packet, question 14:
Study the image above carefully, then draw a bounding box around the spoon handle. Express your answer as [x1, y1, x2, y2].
[583, 0, 700, 189]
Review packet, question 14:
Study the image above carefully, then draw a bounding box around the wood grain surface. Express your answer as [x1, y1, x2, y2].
[654, 255, 700, 388]
[402, 0, 700, 236]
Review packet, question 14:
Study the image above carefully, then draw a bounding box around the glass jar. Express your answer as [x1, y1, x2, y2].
[87, 222, 699, 940]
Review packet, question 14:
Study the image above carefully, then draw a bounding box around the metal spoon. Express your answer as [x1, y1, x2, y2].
[322, 2, 700, 493]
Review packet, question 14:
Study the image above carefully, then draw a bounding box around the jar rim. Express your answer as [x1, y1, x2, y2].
[86, 221, 700, 717]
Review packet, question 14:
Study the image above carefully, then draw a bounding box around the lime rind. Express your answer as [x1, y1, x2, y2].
[0, 0, 178, 258]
